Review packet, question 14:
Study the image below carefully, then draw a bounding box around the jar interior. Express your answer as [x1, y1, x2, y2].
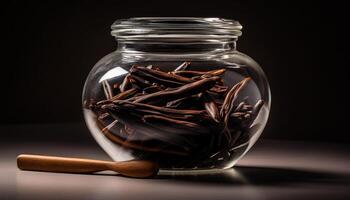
[83, 60, 268, 169]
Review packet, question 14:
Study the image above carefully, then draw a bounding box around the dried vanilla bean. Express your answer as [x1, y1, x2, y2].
[246, 100, 264, 127]
[119, 74, 132, 92]
[142, 115, 210, 137]
[234, 102, 246, 112]
[173, 68, 226, 77]
[224, 78, 251, 125]
[166, 97, 189, 108]
[142, 115, 202, 130]
[101, 119, 118, 132]
[142, 85, 162, 94]
[206, 68, 226, 76]
[113, 100, 207, 116]
[133, 66, 193, 83]
[165, 95, 202, 109]
[130, 66, 184, 87]
[96, 88, 137, 106]
[111, 88, 137, 101]
[220, 77, 251, 143]
[223, 78, 250, 130]
[174, 61, 191, 71]
[101, 80, 113, 99]
[220, 77, 251, 117]
[129, 75, 153, 89]
[134, 76, 220, 104]
[199, 93, 221, 123]
[102, 102, 197, 122]
[211, 85, 228, 93]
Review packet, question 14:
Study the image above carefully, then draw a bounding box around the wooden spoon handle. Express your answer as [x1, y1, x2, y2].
[17, 154, 109, 173]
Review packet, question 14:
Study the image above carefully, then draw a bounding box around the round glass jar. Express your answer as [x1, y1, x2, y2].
[82, 17, 270, 171]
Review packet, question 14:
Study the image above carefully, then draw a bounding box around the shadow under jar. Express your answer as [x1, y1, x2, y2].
[82, 17, 271, 172]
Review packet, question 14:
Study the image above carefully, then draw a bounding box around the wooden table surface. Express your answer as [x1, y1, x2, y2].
[2, 138, 350, 200]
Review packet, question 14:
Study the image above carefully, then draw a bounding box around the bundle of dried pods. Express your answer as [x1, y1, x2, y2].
[85, 62, 263, 164]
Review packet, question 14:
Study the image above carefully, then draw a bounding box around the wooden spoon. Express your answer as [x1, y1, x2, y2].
[17, 154, 159, 178]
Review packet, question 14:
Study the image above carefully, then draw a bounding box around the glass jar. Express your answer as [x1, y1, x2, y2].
[82, 17, 270, 171]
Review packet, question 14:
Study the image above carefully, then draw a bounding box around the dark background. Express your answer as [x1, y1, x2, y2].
[1, 1, 348, 143]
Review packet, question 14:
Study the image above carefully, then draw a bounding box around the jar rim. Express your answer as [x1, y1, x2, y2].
[111, 17, 242, 42]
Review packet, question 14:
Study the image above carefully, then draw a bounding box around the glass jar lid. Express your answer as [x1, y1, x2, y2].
[111, 17, 242, 42]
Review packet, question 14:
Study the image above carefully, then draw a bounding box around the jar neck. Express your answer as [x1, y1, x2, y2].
[117, 39, 237, 54]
